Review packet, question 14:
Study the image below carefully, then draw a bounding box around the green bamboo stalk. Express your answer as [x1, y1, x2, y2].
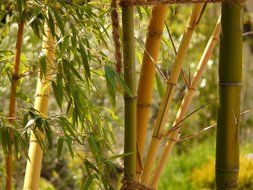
[215, 1, 243, 189]
[122, 5, 136, 180]
[141, 4, 204, 184]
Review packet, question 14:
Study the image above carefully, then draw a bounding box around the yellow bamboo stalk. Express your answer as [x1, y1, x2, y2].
[141, 4, 204, 184]
[136, 4, 168, 179]
[150, 16, 221, 187]
[23, 21, 56, 190]
[6, 20, 25, 190]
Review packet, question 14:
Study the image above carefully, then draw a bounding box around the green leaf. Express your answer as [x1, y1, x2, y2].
[57, 137, 64, 159]
[88, 134, 98, 158]
[65, 137, 74, 158]
[39, 53, 46, 79]
[47, 11, 55, 37]
[59, 36, 70, 57]
[52, 81, 63, 110]
[116, 74, 133, 97]
[16, 91, 30, 103]
[50, 7, 65, 35]
[78, 41, 90, 79]
[82, 175, 94, 190]
[104, 66, 116, 107]
[155, 74, 165, 98]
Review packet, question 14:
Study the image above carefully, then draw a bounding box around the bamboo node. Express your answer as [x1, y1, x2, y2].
[121, 179, 155, 190]
[147, 30, 163, 37]
[152, 135, 162, 140]
[219, 81, 242, 86]
[35, 94, 50, 97]
[166, 81, 177, 86]
[211, 35, 219, 42]
[215, 167, 239, 172]
[137, 103, 151, 108]
[11, 74, 20, 81]
[188, 86, 197, 91]
[185, 25, 195, 30]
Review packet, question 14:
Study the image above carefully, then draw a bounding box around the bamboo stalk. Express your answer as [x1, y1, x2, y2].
[122, 5, 137, 180]
[23, 21, 56, 190]
[6, 20, 25, 190]
[215, 1, 243, 189]
[150, 16, 221, 187]
[136, 4, 168, 179]
[141, 4, 204, 184]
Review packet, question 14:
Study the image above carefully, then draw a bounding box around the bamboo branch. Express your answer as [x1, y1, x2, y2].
[6, 20, 25, 190]
[140, 4, 205, 184]
[136, 4, 168, 179]
[150, 16, 221, 187]
[23, 20, 56, 190]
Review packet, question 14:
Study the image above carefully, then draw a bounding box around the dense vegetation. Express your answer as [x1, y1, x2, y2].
[0, 0, 252, 189]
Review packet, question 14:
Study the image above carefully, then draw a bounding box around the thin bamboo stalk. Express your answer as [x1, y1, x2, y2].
[23, 22, 56, 190]
[6, 20, 25, 190]
[122, 5, 137, 180]
[150, 16, 221, 187]
[141, 4, 204, 184]
[136, 4, 168, 179]
[215, 1, 243, 189]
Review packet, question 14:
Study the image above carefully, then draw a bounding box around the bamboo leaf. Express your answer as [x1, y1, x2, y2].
[52, 81, 63, 109]
[104, 66, 116, 107]
[39, 52, 46, 79]
[155, 74, 165, 98]
[82, 175, 94, 190]
[50, 7, 65, 35]
[78, 41, 90, 79]
[116, 74, 133, 97]
[88, 134, 98, 158]
[57, 137, 64, 159]
[47, 11, 55, 37]
[65, 137, 74, 158]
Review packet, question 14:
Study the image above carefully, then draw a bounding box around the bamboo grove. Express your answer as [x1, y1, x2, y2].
[0, 0, 247, 189]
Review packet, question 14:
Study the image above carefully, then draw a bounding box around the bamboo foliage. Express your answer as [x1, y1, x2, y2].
[216, 1, 243, 189]
[141, 4, 205, 184]
[122, 5, 137, 180]
[136, 4, 168, 179]
[6, 20, 25, 190]
[150, 16, 221, 187]
[23, 21, 56, 190]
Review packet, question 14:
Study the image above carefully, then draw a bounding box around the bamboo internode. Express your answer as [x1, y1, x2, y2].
[23, 22, 56, 190]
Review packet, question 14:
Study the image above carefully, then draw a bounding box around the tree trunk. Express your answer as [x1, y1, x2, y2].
[215, 1, 243, 189]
